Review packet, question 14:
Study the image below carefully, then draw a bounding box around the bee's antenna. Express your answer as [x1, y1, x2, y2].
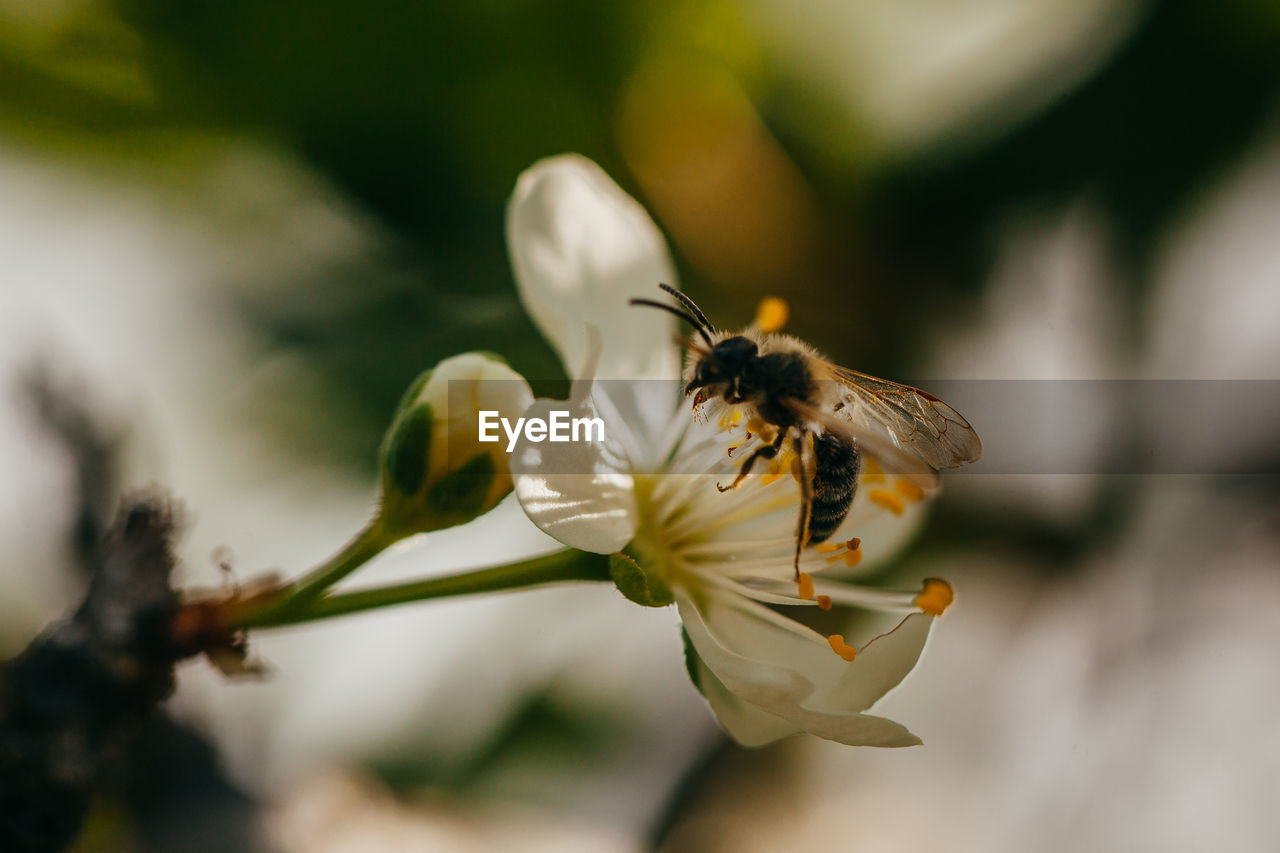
[658, 283, 716, 334]
[630, 297, 714, 346]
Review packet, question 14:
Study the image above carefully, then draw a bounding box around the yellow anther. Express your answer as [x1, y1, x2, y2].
[827, 634, 858, 662]
[914, 577, 954, 616]
[755, 297, 789, 333]
[862, 457, 886, 484]
[816, 595, 833, 611]
[797, 573, 815, 600]
[869, 489, 905, 515]
[746, 416, 767, 434]
[894, 478, 925, 502]
[822, 536, 863, 565]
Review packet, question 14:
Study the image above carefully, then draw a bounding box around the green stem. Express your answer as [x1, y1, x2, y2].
[232, 548, 610, 630]
[285, 516, 402, 604]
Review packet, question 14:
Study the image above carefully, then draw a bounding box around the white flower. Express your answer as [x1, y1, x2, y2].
[505, 154, 953, 747]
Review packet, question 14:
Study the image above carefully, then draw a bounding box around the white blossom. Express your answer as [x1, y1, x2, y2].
[505, 154, 953, 747]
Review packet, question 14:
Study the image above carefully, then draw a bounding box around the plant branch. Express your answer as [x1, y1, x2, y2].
[227, 548, 611, 630]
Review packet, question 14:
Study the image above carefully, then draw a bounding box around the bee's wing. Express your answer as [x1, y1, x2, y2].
[818, 364, 982, 473]
[784, 396, 940, 488]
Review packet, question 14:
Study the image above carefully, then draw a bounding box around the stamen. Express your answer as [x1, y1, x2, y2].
[914, 578, 954, 615]
[894, 478, 925, 502]
[827, 634, 858, 661]
[816, 595, 833, 611]
[755, 297, 789, 333]
[861, 457, 886, 484]
[869, 489, 905, 515]
[821, 536, 863, 566]
[796, 572, 815, 600]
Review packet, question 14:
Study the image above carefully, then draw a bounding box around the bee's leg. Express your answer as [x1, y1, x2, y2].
[792, 430, 817, 578]
[716, 428, 788, 493]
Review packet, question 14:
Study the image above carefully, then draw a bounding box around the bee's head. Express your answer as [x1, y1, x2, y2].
[689, 335, 758, 403]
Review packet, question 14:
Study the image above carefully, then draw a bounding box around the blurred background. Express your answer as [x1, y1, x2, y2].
[2, 0, 1279, 849]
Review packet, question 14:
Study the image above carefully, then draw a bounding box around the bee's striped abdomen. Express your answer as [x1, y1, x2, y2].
[808, 432, 860, 544]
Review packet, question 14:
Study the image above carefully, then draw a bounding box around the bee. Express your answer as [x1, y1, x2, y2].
[631, 284, 981, 575]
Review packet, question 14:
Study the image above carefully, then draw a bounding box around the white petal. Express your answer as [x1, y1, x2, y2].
[769, 704, 922, 748]
[696, 658, 799, 747]
[698, 589, 846, 686]
[509, 392, 638, 554]
[809, 612, 934, 713]
[677, 593, 922, 747]
[677, 593, 818, 706]
[823, 485, 930, 574]
[507, 153, 681, 384]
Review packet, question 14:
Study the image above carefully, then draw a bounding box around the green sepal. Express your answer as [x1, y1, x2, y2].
[681, 627, 705, 696]
[425, 451, 495, 518]
[608, 551, 673, 607]
[382, 402, 433, 498]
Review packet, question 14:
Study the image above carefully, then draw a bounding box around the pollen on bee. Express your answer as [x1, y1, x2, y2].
[894, 478, 925, 502]
[869, 489, 906, 515]
[762, 455, 789, 486]
[796, 572, 815, 600]
[914, 577, 954, 616]
[827, 634, 858, 661]
[718, 408, 744, 431]
[755, 297, 789, 333]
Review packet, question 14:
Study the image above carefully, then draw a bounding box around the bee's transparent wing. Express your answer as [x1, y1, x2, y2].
[819, 364, 981, 474]
[785, 397, 939, 489]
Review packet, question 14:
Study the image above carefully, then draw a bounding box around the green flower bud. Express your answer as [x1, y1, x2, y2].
[379, 352, 533, 532]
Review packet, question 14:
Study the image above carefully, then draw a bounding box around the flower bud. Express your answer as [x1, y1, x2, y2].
[379, 352, 534, 532]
